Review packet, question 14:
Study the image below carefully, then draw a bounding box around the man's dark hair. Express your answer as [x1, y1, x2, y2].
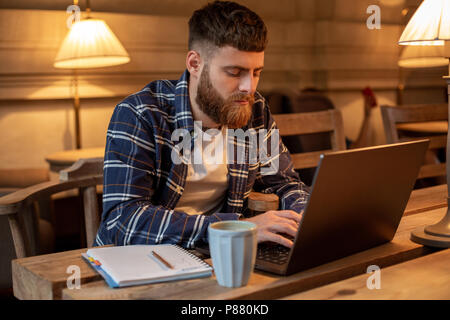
[188, 1, 268, 53]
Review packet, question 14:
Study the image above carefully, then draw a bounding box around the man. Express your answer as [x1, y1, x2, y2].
[95, 1, 309, 249]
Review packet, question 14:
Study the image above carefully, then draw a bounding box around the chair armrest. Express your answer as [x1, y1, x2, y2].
[60, 158, 103, 181]
[0, 176, 102, 216]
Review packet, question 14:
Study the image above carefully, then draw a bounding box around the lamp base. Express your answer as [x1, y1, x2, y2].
[411, 226, 450, 248]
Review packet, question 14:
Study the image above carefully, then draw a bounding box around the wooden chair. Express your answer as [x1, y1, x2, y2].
[0, 167, 51, 296]
[0, 158, 103, 259]
[257, 92, 346, 208]
[273, 109, 347, 170]
[247, 110, 346, 212]
[380, 103, 448, 182]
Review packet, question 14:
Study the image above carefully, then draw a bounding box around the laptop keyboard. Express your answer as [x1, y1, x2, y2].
[257, 243, 291, 265]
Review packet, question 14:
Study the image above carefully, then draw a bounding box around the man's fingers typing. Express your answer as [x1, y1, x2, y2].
[269, 222, 298, 238]
[243, 209, 305, 248]
[272, 210, 302, 224]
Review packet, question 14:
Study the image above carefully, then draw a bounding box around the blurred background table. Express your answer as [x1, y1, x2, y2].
[45, 147, 104, 173]
[397, 121, 448, 134]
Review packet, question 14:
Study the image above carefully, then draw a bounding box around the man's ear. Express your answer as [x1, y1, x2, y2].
[186, 50, 202, 78]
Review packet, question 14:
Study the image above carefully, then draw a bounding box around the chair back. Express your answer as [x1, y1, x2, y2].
[380, 103, 448, 180]
[273, 109, 347, 170]
[0, 158, 103, 258]
[248, 110, 345, 210]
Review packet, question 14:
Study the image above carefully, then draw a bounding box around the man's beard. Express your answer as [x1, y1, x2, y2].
[195, 65, 254, 129]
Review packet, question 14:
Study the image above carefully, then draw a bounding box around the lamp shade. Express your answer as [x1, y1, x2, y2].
[398, 0, 450, 45]
[398, 45, 448, 68]
[54, 19, 130, 69]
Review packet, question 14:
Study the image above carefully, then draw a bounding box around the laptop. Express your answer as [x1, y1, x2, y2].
[195, 140, 429, 275]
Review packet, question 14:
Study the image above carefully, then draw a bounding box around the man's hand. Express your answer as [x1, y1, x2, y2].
[243, 210, 303, 248]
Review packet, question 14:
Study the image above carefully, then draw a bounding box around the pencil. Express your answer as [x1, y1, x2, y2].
[151, 250, 174, 269]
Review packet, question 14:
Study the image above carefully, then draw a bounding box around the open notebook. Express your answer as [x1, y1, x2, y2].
[82, 244, 213, 288]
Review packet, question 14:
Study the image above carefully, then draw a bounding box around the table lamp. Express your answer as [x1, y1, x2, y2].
[53, 0, 130, 149]
[399, 0, 450, 248]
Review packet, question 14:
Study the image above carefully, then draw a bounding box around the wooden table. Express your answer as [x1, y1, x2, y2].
[282, 248, 450, 300]
[12, 207, 446, 300]
[404, 183, 447, 215]
[45, 147, 104, 172]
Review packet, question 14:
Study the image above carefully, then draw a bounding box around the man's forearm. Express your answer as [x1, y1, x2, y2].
[97, 201, 241, 248]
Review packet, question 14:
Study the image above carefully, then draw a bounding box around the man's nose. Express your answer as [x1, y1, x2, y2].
[238, 74, 257, 95]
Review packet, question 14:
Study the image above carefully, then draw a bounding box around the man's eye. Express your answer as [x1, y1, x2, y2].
[227, 71, 240, 77]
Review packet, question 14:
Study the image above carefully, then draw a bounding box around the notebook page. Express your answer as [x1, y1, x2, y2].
[152, 245, 211, 272]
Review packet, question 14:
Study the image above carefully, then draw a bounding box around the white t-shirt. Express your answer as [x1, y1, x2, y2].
[175, 124, 228, 215]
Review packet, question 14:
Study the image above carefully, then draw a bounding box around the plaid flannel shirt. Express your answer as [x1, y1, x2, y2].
[94, 70, 310, 248]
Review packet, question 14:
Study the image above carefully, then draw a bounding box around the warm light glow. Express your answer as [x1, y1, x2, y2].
[399, 0, 450, 46]
[398, 45, 448, 68]
[378, 0, 405, 7]
[54, 19, 130, 69]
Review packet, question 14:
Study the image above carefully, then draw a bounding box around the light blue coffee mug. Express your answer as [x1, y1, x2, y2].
[208, 220, 257, 288]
